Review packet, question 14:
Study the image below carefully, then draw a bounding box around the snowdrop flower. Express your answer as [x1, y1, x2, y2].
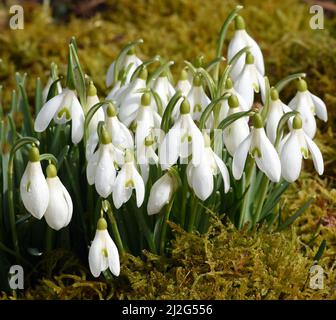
[106, 69, 130, 104]
[89, 217, 120, 277]
[223, 95, 250, 156]
[106, 47, 142, 87]
[288, 79, 327, 138]
[265, 88, 292, 144]
[219, 78, 248, 121]
[147, 171, 178, 215]
[175, 68, 191, 96]
[42, 77, 62, 103]
[280, 115, 323, 182]
[85, 82, 105, 159]
[187, 133, 230, 201]
[187, 74, 211, 121]
[118, 67, 148, 127]
[34, 88, 85, 144]
[87, 127, 121, 198]
[233, 113, 281, 182]
[234, 52, 265, 109]
[159, 98, 204, 170]
[113, 150, 145, 209]
[44, 164, 73, 231]
[227, 15, 264, 80]
[20, 146, 49, 220]
[152, 70, 176, 111]
[105, 103, 134, 150]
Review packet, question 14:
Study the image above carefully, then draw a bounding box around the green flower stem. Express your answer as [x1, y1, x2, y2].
[180, 166, 188, 228]
[159, 197, 175, 255]
[253, 174, 269, 225]
[187, 192, 199, 232]
[238, 156, 255, 229]
[104, 200, 125, 256]
[45, 226, 54, 251]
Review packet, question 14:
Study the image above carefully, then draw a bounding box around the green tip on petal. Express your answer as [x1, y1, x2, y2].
[106, 102, 117, 117]
[293, 115, 303, 129]
[297, 78, 307, 92]
[180, 68, 188, 81]
[225, 78, 233, 89]
[87, 81, 97, 97]
[193, 74, 202, 87]
[97, 217, 107, 230]
[100, 127, 112, 145]
[270, 87, 279, 101]
[141, 92, 151, 106]
[46, 163, 57, 178]
[246, 52, 254, 64]
[253, 113, 263, 128]
[180, 98, 190, 114]
[228, 94, 239, 108]
[29, 146, 40, 162]
[138, 67, 148, 80]
[235, 15, 245, 30]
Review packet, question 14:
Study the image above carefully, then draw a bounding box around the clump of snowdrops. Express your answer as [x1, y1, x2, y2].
[0, 6, 327, 282]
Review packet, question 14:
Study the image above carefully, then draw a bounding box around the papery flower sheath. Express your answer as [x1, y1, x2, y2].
[34, 88, 85, 144]
[187, 134, 230, 201]
[227, 15, 264, 81]
[89, 217, 120, 277]
[280, 115, 323, 182]
[288, 79, 327, 138]
[223, 95, 250, 156]
[234, 52, 265, 109]
[233, 113, 281, 182]
[44, 164, 73, 231]
[159, 98, 205, 170]
[20, 147, 49, 220]
[106, 47, 142, 87]
[113, 150, 145, 209]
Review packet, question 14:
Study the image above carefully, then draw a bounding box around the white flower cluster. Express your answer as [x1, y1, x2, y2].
[19, 15, 327, 278]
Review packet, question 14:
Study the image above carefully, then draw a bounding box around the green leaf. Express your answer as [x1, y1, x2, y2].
[275, 72, 306, 93]
[35, 77, 43, 114]
[130, 55, 161, 82]
[218, 109, 254, 131]
[277, 197, 314, 231]
[161, 90, 182, 133]
[18, 83, 34, 137]
[39, 153, 58, 166]
[313, 240, 326, 262]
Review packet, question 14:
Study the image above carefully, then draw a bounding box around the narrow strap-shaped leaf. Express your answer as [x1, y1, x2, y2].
[34, 77, 43, 114]
[313, 239, 327, 262]
[161, 90, 182, 133]
[218, 109, 254, 131]
[18, 83, 34, 136]
[277, 197, 314, 231]
[56, 145, 70, 170]
[39, 153, 58, 166]
[130, 55, 161, 83]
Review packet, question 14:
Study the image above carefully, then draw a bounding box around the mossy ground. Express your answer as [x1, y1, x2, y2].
[0, 0, 335, 299]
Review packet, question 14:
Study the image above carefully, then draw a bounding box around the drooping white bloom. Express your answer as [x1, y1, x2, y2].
[106, 48, 142, 87]
[147, 172, 177, 215]
[187, 74, 211, 121]
[175, 69, 191, 96]
[87, 128, 123, 198]
[20, 147, 49, 220]
[187, 134, 230, 201]
[288, 79, 327, 138]
[223, 95, 250, 156]
[113, 150, 145, 209]
[34, 88, 85, 144]
[232, 114, 281, 182]
[42, 77, 62, 103]
[219, 78, 248, 121]
[151, 72, 176, 111]
[89, 217, 120, 277]
[159, 98, 205, 170]
[105, 103, 134, 150]
[105, 69, 130, 105]
[280, 115, 323, 182]
[44, 164, 73, 231]
[118, 68, 149, 127]
[227, 15, 264, 81]
[234, 52, 265, 109]
[265, 88, 292, 144]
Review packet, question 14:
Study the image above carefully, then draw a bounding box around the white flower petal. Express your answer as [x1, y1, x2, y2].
[70, 95, 85, 144]
[132, 164, 145, 207]
[310, 92, 327, 122]
[191, 164, 214, 201]
[304, 134, 324, 175]
[88, 231, 104, 277]
[232, 133, 252, 180]
[159, 124, 181, 170]
[213, 153, 230, 193]
[104, 230, 120, 276]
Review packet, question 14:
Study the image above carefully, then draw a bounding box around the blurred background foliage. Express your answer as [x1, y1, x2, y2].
[0, 0, 335, 299]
